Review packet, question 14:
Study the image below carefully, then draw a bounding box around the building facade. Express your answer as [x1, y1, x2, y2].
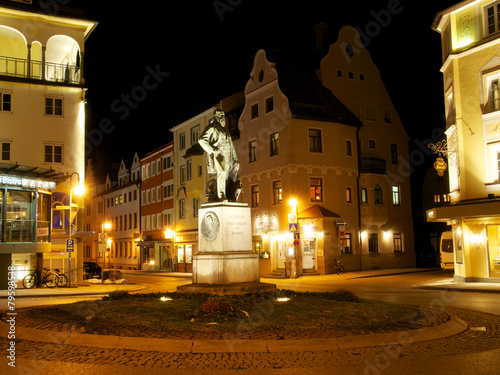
[170, 93, 243, 273]
[0, 1, 96, 286]
[428, 0, 500, 282]
[139, 143, 175, 271]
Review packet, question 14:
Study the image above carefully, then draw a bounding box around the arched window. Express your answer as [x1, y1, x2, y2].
[374, 185, 383, 203]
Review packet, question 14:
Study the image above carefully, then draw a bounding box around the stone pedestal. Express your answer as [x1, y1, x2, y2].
[177, 202, 275, 295]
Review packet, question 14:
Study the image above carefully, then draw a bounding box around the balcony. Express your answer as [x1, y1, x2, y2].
[360, 157, 386, 174]
[0, 55, 81, 85]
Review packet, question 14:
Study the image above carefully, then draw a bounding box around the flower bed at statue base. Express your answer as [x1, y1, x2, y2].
[16, 289, 449, 338]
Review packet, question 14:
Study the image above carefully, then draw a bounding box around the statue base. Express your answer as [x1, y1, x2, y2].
[177, 202, 276, 295]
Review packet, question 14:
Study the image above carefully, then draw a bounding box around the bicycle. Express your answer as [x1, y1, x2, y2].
[23, 268, 58, 288]
[52, 269, 68, 288]
[333, 256, 345, 275]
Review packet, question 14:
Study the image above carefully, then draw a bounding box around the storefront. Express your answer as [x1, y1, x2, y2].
[427, 200, 500, 282]
[174, 231, 196, 273]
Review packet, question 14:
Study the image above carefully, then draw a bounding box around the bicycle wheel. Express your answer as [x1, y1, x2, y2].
[338, 265, 345, 275]
[56, 274, 68, 287]
[44, 273, 57, 288]
[23, 274, 37, 289]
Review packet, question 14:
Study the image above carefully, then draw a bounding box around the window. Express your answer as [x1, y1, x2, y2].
[270, 132, 279, 156]
[163, 155, 172, 170]
[361, 188, 367, 203]
[337, 70, 343, 77]
[249, 140, 257, 163]
[485, 2, 500, 36]
[348, 71, 354, 79]
[393, 233, 403, 252]
[179, 132, 186, 150]
[341, 233, 352, 254]
[346, 187, 352, 203]
[1, 92, 11, 112]
[369, 233, 379, 253]
[273, 180, 282, 204]
[44, 144, 62, 164]
[191, 126, 200, 145]
[179, 199, 185, 219]
[310, 178, 323, 201]
[45, 97, 63, 116]
[391, 143, 398, 164]
[365, 105, 377, 121]
[384, 108, 392, 124]
[187, 159, 192, 180]
[193, 197, 199, 217]
[1, 142, 10, 161]
[493, 79, 500, 111]
[251, 185, 259, 207]
[374, 185, 383, 203]
[180, 165, 186, 185]
[266, 97, 274, 113]
[346, 140, 352, 156]
[251, 104, 258, 119]
[392, 185, 400, 206]
[368, 139, 376, 149]
[309, 129, 322, 153]
[360, 73, 365, 81]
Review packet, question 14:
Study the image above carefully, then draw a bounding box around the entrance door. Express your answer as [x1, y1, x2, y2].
[271, 235, 287, 270]
[302, 239, 316, 269]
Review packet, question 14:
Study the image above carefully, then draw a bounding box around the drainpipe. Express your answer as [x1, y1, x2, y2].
[356, 128, 363, 271]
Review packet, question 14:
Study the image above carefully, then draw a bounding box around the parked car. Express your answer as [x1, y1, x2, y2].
[83, 261, 102, 279]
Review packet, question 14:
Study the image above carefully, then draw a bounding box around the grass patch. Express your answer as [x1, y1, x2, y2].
[24, 289, 428, 335]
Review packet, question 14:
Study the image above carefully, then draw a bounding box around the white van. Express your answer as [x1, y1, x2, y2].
[440, 231, 454, 271]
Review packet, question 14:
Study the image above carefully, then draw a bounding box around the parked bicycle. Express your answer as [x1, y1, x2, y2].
[23, 268, 64, 288]
[52, 268, 68, 287]
[333, 256, 345, 275]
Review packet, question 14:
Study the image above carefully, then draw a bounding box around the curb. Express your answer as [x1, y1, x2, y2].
[0, 314, 468, 353]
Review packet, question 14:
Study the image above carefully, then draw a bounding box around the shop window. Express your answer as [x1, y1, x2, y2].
[186, 244, 192, 263]
[308, 129, 322, 153]
[310, 178, 323, 202]
[45, 96, 63, 116]
[454, 227, 463, 264]
[177, 245, 184, 263]
[253, 238, 265, 258]
[341, 233, 352, 254]
[487, 225, 500, 277]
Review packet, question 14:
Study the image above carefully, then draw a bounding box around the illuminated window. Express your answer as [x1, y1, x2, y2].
[346, 187, 352, 203]
[341, 233, 352, 254]
[310, 178, 323, 201]
[270, 132, 279, 156]
[1, 92, 11, 112]
[393, 233, 403, 252]
[45, 97, 63, 116]
[361, 188, 367, 203]
[309, 129, 322, 153]
[392, 185, 400, 206]
[251, 185, 259, 207]
[44, 144, 62, 164]
[249, 140, 257, 163]
[273, 180, 282, 205]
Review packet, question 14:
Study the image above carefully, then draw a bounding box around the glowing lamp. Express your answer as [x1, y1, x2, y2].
[434, 157, 447, 177]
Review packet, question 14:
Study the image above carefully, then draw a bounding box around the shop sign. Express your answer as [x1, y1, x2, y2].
[0, 175, 56, 190]
[36, 227, 49, 237]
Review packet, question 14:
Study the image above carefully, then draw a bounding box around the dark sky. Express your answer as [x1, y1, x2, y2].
[75, 0, 459, 170]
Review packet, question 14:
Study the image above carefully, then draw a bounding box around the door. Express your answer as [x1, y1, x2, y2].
[271, 235, 287, 270]
[302, 239, 316, 269]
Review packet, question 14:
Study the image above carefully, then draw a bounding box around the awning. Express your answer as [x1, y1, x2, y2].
[298, 204, 341, 219]
[0, 163, 67, 182]
[427, 200, 500, 222]
[136, 242, 152, 247]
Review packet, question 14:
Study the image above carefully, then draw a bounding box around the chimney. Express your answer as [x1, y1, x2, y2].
[314, 22, 330, 51]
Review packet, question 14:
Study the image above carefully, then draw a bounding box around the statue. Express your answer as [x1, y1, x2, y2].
[198, 109, 241, 202]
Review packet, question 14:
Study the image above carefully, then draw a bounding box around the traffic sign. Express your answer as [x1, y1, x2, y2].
[66, 239, 75, 253]
[288, 224, 298, 232]
[336, 221, 348, 226]
[294, 233, 300, 240]
[288, 214, 297, 224]
[98, 243, 107, 253]
[339, 231, 345, 238]
[293, 240, 300, 246]
[98, 232, 107, 243]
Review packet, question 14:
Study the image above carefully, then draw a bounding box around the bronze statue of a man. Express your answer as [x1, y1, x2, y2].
[198, 109, 240, 202]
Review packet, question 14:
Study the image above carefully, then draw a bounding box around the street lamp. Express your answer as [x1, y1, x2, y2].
[101, 221, 112, 281]
[68, 172, 84, 288]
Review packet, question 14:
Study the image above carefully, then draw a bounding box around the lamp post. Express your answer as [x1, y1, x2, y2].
[68, 172, 84, 288]
[101, 221, 111, 281]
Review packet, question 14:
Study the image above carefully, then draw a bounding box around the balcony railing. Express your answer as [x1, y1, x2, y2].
[360, 157, 387, 174]
[0, 55, 81, 84]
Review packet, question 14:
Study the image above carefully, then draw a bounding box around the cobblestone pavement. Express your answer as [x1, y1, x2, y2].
[1, 307, 499, 371]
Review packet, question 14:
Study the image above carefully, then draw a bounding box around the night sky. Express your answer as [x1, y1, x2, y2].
[75, 0, 459, 173]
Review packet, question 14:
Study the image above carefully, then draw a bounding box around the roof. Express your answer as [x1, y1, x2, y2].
[298, 204, 341, 219]
[267, 50, 362, 128]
